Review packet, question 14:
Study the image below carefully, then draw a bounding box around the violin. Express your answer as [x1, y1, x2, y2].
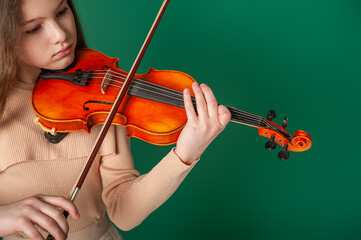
[32, 48, 312, 161]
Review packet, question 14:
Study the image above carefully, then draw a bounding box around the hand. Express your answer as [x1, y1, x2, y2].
[0, 194, 80, 240]
[175, 82, 231, 164]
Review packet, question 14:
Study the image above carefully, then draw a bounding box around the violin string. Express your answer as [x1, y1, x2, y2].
[129, 84, 263, 125]
[89, 72, 264, 122]
[91, 71, 262, 117]
[132, 80, 268, 126]
[107, 85, 277, 131]
[88, 73, 267, 125]
[88, 71, 277, 129]
[88, 80, 281, 135]
[104, 81, 265, 126]
[90, 71, 265, 120]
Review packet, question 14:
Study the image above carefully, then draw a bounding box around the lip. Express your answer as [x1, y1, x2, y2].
[54, 44, 72, 58]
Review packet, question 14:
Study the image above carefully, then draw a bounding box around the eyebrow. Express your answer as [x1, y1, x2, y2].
[22, 0, 66, 26]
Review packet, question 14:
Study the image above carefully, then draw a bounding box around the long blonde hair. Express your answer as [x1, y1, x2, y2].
[0, 0, 87, 118]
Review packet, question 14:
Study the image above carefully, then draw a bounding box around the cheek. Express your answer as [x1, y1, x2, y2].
[19, 38, 50, 67]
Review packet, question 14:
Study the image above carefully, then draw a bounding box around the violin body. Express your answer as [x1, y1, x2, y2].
[32, 48, 194, 145]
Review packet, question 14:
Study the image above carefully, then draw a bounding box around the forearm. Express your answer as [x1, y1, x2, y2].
[102, 148, 198, 231]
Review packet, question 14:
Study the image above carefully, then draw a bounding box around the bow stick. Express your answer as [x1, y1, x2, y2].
[46, 0, 170, 239]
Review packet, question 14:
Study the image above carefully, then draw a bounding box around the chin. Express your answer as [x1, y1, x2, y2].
[50, 53, 75, 70]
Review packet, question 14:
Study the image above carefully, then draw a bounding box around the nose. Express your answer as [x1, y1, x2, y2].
[48, 20, 67, 44]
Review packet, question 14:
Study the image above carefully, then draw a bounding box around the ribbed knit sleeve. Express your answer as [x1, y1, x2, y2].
[100, 126, 198, 231]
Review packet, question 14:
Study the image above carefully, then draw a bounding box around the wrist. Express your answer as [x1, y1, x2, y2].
[173, 147, 197, 165]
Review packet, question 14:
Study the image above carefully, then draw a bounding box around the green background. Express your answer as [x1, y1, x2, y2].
[68, 0, 361, 239]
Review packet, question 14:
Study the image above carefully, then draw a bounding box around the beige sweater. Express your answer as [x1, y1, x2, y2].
[0, 81, 198, 238]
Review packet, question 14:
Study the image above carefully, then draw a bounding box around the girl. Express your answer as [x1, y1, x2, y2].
[0, 0, 231, 239]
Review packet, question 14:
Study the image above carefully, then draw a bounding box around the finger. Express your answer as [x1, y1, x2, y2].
[38, 195, 79, 220]
[200, 83, 218, 119]
[218, 105, 232, 127]
[27, 208, 66, 240]
[22, 196, 69, 236]
[192, 82, 208, 119]
[37, 205, 69, 236]
[183, 87, 197, 123]
[22, 222, 45, 240]
[33, 223, 47, 234]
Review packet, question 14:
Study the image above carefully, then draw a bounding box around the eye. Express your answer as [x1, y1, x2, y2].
[57, 7, 69, 17]
[26, 26, 41, 35]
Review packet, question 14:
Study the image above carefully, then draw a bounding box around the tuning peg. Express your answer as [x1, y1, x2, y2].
[265, 135, 277, 151]
[278, 144, 290, 161]
[267, 110, 276, 121]
[282, 117, 288, 128]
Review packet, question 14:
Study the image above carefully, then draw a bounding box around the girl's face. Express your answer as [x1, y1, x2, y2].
[19, 0, 77, 72]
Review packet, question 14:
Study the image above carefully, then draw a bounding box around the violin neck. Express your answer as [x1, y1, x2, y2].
[227, 107, 266, 128]
[127, 79, 266, 128]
